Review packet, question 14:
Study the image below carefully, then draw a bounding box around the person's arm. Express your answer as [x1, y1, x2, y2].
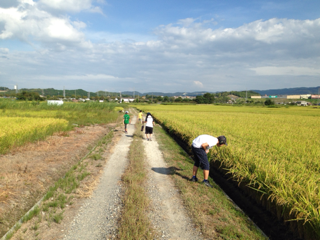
[201, 142, 210, 154]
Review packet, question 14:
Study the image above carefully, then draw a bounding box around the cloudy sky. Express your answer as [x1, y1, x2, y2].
[0, 0, 319, 93]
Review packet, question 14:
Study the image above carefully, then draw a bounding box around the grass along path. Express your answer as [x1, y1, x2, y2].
[153, 124, 267, 240]
[118, 120, 155, 240]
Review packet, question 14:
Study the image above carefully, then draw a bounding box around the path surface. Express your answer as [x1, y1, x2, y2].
[62, 117, 136, 240]
[144, 132, 203, 240]
[62, 110, 202, 240]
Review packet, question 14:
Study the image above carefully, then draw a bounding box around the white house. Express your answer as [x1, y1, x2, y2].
[121, 98, 135, 103]
[47, 100, 63, 106]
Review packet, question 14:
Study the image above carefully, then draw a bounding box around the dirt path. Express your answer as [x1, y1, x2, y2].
[61, 111, 202, 239]
[143, 131, 203, 240]
[61, 117, 136, 240]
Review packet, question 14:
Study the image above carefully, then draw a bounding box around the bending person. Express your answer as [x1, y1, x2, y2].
[190, 135, 227, 188]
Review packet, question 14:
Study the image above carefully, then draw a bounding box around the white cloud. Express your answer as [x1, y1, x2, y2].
[0, 48, 9, 54]
[1, 14, 320, 92]
[251, 67, 320, 76]
[39, 0, 94, 12]
[36, 74, 123, 81]
[194, 81, 203, 87]
[0, 1, 90, 49]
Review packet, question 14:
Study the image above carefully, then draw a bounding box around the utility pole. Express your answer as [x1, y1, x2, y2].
[63, 86, 65, 98]
[75, 90, 76, 99]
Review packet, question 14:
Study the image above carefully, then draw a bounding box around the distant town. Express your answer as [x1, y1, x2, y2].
[0, 86, 319, 106]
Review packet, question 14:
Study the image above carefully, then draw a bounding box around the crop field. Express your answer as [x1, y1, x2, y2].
[0, 99, 122, 154]
[0, 117, 68, 154]
[134, 104, 320, 238]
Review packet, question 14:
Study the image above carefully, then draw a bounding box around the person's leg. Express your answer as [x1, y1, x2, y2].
[190, 146, 200, 181]
[192, 165, 198, 176]
[196, 148, 212, 187]
[145, 127, 150, 140]
[149, 127, 153, 140]
[203, 170, 209, 180]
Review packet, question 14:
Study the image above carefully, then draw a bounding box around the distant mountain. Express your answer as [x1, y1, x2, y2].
[251, 86, 320, 96]
[1, 86, 319, 97]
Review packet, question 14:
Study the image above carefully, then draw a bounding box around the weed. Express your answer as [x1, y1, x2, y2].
[31, 223, 39, 231]
[89, 153, 102, 160]
[21, 206, 40, 223]
[53, 212, 64, 224]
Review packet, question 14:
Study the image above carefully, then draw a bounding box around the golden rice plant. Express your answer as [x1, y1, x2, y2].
[134, 104, 320, 236]
[0, 117, 68, 154]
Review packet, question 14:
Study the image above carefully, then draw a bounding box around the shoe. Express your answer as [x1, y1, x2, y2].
[147, 138, 149, 141]
[190, 176, 198, 182]
[202, 180, 213, 188]
[149, 138, 152, 141]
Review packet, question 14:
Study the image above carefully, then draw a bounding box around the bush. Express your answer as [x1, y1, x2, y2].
[264, 99, 274, 105]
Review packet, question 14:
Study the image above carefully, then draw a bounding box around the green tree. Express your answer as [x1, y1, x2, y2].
[195, 95, 205, 104]
[264, 99, 274, 105]
[16, 91, 44, 101]
[203, 93, 214, 103]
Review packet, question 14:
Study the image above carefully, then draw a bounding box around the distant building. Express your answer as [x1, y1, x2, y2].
[296, 101, 308, 106]
[311, 95, 320, 99]
[121, 98, 135, 103]
[47, 100, 63, 106]
[300, 94, 311, 99]
[251, 96, 261, 99]
[287, 95, 301, 99]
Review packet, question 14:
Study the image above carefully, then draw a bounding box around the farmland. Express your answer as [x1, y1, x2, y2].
[0, 99, 123, 238]
[134, 104, 320, 239]
[0, 99, 121, 154]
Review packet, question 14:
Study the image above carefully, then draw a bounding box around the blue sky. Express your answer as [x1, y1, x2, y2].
[0, 0, 319, 93]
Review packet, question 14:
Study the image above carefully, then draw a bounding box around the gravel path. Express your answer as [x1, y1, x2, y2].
[144, 133, 203, 240]
[62, 112, 202, 240]
[62, 116, 136, 240]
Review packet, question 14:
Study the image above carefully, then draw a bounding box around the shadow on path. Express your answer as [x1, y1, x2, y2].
[151, 167, 189, 181]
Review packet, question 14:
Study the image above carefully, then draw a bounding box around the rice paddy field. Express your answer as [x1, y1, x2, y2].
[0, 99, 122, 154]
[134, 104, 320, 239]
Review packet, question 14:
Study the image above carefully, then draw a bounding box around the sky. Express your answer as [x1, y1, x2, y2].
[0, 0, 319, 93]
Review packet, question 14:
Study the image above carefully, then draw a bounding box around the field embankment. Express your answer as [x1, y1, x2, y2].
[134, 104, 320, 240]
